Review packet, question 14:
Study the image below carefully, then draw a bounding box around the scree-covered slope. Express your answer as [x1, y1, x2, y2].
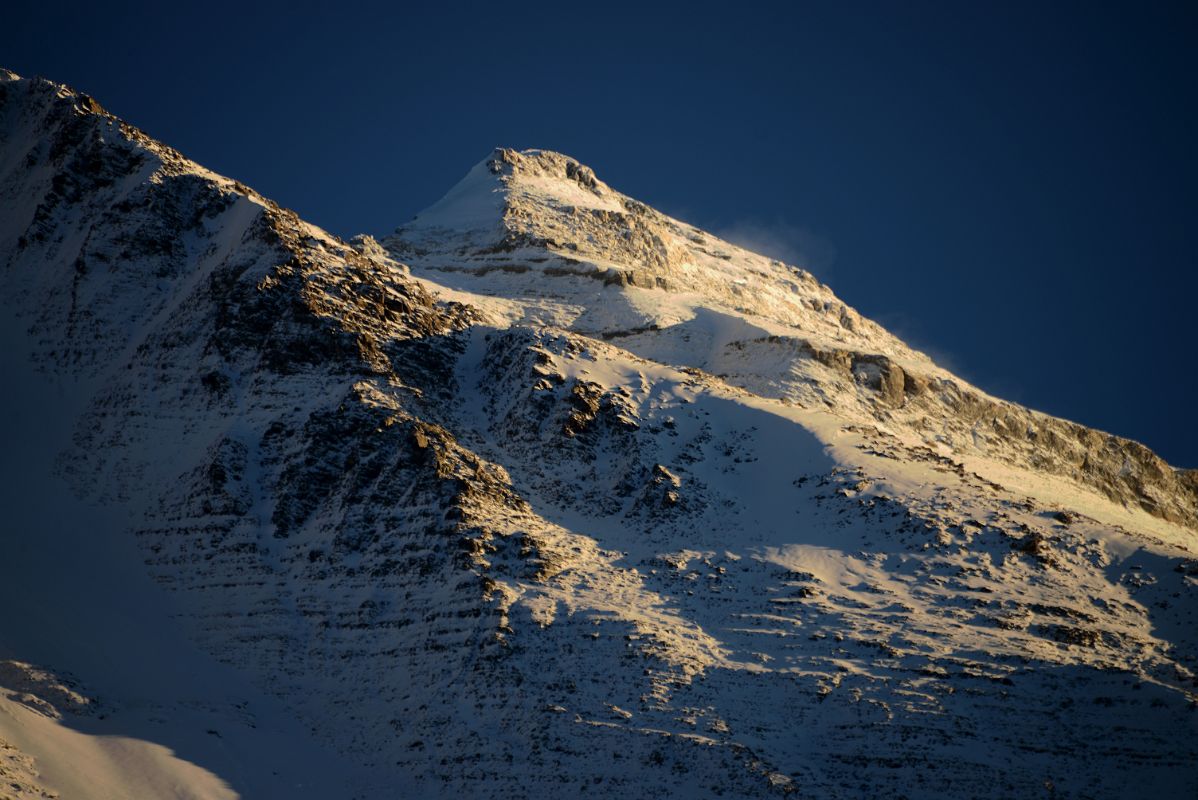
[1, 73, 1195, 799]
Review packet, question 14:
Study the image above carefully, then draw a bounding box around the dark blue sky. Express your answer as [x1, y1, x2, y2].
[5, 1, 1195, 465]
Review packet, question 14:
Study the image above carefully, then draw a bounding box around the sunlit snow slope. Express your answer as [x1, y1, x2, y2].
[2, 73, 1195, 799]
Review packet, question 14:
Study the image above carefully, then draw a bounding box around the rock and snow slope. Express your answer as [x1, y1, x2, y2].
[1, 71, 1195, 799]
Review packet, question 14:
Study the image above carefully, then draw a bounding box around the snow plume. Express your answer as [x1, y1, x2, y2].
[715, 218, 837, 277]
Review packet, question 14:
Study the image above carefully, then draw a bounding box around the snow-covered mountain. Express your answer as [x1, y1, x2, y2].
[1, 71, 1195, 799]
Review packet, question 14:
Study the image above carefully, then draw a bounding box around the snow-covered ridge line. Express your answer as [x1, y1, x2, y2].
[383, 146, 1198, 531]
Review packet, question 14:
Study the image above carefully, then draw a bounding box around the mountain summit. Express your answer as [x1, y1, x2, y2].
[386, 148, 1197, 531]
[386, 147, 883, 338]
[1, 76, 1195, 799]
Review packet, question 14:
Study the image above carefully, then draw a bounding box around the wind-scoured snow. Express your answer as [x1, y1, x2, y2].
[0, 72, 1194, 799]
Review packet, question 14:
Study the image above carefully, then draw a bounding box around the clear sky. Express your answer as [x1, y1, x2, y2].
[4, 1, 1196, 465]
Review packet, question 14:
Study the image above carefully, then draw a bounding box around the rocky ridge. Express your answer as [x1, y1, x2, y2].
[386, 147, 1198, 531]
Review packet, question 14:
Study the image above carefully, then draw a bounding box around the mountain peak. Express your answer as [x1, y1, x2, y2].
[384, 146, 896, 370]
[3, 69, 1197, 800]
[487, 147, 604, 190]
[398, 147, 622, 238]
[380, 149, 1198, 533]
